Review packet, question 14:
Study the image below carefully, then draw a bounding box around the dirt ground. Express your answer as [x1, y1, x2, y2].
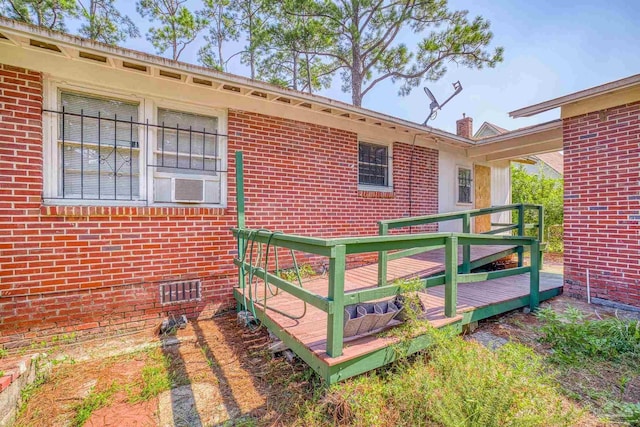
[10, 252, 640, 426]
[13, 313, 315, 427]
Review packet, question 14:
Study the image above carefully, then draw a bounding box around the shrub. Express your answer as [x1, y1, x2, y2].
[511, 165, 564, 253]
[315, 328, 579, 426]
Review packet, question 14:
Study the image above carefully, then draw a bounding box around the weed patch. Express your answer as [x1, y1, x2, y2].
[127, 348, 172, 403]
[303, 328, 580, 426]
[71, 382, 119, 426]
[618, 402, 640, 426]
[537, 307, 640, 364]
[278, 264, 316, 282]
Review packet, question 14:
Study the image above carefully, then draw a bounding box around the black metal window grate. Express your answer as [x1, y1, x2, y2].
[458, 167, 472, 203]
[160, 279, 201, 304]
[44, 92, 227, 203]
[358, 142, 389, 187]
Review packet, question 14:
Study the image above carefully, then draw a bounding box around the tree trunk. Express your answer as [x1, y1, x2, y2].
[292, 53, 298, 91]
[217, 4, 225, 70]
[248, 14, 255, 79]
[305, 52, 312, 94]
[350, 1, 362, 106]
[217, 35, 224, 71]
[171, 21, 178, 60]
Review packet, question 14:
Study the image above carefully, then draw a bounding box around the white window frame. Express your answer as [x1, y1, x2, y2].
[42, 78, 228, 208]
[456, 165, 473, 206]
[357, 139, 393, 192]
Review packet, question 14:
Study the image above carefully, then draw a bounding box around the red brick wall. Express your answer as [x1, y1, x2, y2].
[563, 101, 640, 306]
[0, 64, 439, 348]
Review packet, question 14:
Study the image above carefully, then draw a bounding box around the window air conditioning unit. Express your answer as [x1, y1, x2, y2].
[172, 178, 205, 203]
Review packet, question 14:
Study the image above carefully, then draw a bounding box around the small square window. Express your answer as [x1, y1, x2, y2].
[359, 142, 389, 187]
[458, 167, 472, 204]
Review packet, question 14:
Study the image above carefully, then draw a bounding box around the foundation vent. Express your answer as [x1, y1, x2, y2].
[160, 279, 201, 304]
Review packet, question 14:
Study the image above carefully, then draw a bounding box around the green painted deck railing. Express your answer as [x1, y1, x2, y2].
[377, 203, 544, 286]
[232, 151, 542, 359]
[233, 228, 541, 359]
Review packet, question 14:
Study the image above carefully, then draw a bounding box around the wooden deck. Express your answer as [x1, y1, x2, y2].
[234, 244, 563, 381]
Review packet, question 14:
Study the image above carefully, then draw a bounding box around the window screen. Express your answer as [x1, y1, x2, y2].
[358, 142, 389, 187]
[58, 92, 140, 200]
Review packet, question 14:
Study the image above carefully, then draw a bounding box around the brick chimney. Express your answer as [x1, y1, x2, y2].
[456, 114, 473, 138]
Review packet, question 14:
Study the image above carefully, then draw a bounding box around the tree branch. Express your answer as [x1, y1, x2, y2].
[361, 0, 411, 61]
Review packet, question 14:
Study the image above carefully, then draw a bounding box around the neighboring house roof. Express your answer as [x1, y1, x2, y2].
[533, 152, 563, 176]
[466, 119, 563, 162]
[474, 121, 508, 139]
[510, 73, 640, 118]
[472, 121, 564, 170]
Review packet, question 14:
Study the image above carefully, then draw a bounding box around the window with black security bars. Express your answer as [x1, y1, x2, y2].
[46, 91, 227, 203]
[358, 142, 389, 187]
[458, 167, 472, 204]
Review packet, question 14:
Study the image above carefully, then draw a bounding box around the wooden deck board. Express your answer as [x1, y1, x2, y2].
[236, 244, 562, 367]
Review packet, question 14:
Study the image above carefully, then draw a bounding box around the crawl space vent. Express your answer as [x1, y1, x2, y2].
[160, 279, 201, 304]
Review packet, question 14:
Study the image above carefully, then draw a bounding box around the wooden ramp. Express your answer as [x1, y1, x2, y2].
[234, 244, 563, 382]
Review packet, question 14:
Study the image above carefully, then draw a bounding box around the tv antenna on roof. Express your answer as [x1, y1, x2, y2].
[422, 81, 463, 125]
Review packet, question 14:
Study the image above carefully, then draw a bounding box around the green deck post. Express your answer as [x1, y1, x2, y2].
[538, 205, 545, 269]
[235, 151, 246, 301]
[445, 236, 458, 317]
[462, 213, 471, 274]
[327, 244, 346, 357]
[517, 204, 525, 267]
[530, 239, 540, 310]
[378, 223, 388, 286]
[235, 151, 245, 230]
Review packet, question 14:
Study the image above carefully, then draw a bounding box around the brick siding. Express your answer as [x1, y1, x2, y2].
[0, 64, 439, 348]
[563, 101, 640, 306]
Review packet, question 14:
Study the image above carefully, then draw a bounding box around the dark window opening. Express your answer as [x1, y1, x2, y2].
[458, 167, 472, 204]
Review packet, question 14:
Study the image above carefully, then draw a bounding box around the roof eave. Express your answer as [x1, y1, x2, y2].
[510, 74, 640, 118]
[0, 17, 474, 147]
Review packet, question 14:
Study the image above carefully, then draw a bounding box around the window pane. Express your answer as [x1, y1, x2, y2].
[58, 92, 140, 200]
[458, 168, 472, 203]
[60, 92, 139, 147]
[358, 142, 388, 187]
[156, 109, 219, 174]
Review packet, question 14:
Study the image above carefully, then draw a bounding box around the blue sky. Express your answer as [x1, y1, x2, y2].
[69, 0, 640, 134]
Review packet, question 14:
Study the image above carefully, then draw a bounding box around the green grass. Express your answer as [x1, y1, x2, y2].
[17, 360, 49, 418]
[618, 402, 640, 426]
[127, 349, 172, 403]
[72, 382, 119, 427]
[299, 328, 580, 426]
[536, 306, 640, 364]
[200, 344, 217, 368]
